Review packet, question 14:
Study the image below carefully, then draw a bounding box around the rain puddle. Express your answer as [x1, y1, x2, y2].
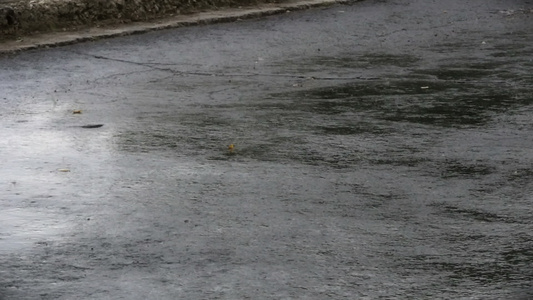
[0, 209, 67, 252]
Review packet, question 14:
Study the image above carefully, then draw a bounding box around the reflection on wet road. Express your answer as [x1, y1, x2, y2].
[1, 0, 532, 299]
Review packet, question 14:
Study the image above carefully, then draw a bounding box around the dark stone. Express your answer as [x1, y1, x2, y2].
[1, 7, 18, 26]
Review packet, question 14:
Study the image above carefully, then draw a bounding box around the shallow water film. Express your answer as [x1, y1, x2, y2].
[0, 0, 532, 299]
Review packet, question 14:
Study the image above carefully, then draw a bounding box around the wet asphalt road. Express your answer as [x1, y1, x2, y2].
[1, 0, 533, 299]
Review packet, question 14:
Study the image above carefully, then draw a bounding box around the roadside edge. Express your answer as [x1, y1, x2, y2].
[0, 0, 354, 53]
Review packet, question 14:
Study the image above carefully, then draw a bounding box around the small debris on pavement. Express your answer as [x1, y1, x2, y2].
[80, 124, 104, 128]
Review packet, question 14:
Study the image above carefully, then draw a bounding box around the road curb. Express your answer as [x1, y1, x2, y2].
[0, 0, 353, 53]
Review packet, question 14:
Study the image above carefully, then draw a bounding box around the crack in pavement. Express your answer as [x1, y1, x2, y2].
[68, 50, 379, 81]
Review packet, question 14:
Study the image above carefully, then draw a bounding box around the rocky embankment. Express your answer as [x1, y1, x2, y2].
[0, 0, 280, 39]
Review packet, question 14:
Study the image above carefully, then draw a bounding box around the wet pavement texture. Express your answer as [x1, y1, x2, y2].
[1, 0, 533, 299]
